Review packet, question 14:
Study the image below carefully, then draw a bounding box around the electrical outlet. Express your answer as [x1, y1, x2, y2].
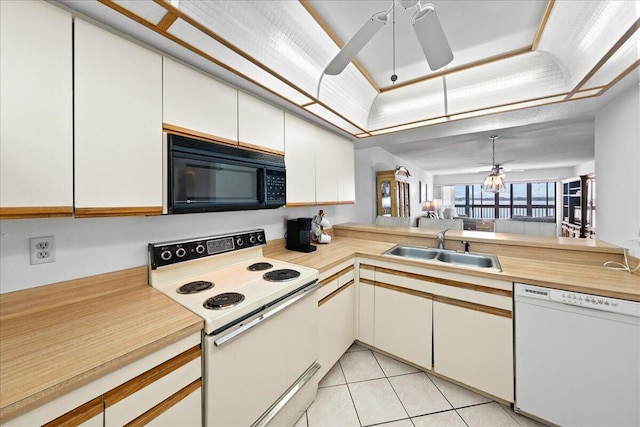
[29, 236, 56, 265]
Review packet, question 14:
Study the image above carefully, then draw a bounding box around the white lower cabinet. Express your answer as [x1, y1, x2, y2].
[373, 285, 432, 369]
[433, 301, 513, 402]
[318, 283, 355, 379]
[3, 333, 201, 427]
[356, 258, 514, 402]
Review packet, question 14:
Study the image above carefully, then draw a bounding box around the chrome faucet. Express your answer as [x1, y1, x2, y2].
[437, 228, 453, 250]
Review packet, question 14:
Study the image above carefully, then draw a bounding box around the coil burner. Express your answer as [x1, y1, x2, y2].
[247, 262, 273, 271]
[263, 269, 301, 282]
[203, 292, 245, 310]
[177, 280, 214, 294]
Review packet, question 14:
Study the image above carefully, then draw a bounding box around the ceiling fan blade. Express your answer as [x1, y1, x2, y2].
[324, 12, 388, 75]
[412, 8, 453, 71]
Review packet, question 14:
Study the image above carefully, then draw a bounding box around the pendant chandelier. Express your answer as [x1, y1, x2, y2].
[482, 135, 505, 193]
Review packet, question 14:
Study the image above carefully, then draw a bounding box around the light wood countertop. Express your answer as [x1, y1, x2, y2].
[0, 266, 203, 422]
[264, 235, 640, 302]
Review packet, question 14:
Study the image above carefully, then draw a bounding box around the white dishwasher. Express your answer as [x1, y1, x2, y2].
[514, 283, 640, 427]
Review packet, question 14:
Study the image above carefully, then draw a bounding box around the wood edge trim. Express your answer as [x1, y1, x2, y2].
[43, 396, 103, 427]
[379, 47, 531, 93]
[360, 264, 375, 271]
[104, 345, 201, 408]
[163, 123, 238, 146]
[74, 207, 163, 218]
[531, 0, 555, 51]
[320, 274, 338, 287]
[375, 266, 512, 297]
[596, 59, 640, 97]
[337, 265, 355, 276]
[124, 378, 201, 427]
[238, 141, 285, 157]
[375, 281, 433, 300]
[318, 280, 354, 306]
[0, 207, 73, 220]
[157, 11, 179, 32]
[565, 19, 640, 100]
[434, 295, 512, 318]
[359, 278, 376, 286]
[334, 201, 355, 205]
[285, 202, 317, 207]
[299, 0, 380, 93]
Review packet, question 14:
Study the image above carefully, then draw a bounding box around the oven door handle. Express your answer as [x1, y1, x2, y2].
[213, 281, 320, 347]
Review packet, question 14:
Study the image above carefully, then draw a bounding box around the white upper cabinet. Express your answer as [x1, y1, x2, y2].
[337, 139, 356, 203]
[163, 57, 238, 144]
[285, 113, 355, 206]
[74, 19, 162, 216]
[238, 92, 284, 154]
[284, 113, 316, 205]
[0, 1, 73, 218]
[315, 130, 339, 204]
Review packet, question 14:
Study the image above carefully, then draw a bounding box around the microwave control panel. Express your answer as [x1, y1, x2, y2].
[266, 170, 286, 203]
[149, 229, 266, 269]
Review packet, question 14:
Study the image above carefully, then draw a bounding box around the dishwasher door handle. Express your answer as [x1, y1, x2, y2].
[214, 281, 320, 347]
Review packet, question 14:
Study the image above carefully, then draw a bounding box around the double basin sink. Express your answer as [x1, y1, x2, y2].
[383, 244, 502, 272]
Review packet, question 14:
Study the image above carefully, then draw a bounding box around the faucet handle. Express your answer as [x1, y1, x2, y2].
[461, 240, 470, 253]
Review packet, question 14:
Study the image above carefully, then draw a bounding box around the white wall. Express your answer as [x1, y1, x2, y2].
[0, 204, 356, 293]
[573, 160, 595, 177]
[595, 81, 640, 257]
[354, 146, 433, 226]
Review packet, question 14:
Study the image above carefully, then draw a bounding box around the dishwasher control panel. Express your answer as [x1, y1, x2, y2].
[515, 283, 640, 318]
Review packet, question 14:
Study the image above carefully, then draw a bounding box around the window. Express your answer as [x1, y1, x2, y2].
[454, 182, 556, 220]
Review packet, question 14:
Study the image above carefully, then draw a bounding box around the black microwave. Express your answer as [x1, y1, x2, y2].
[165, 133, 286, 214]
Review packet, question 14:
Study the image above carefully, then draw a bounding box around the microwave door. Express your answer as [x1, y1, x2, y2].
[170, 153, 263, 213]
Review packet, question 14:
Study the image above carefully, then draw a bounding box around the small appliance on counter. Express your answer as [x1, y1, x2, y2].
[286, 217, 317, 252]
[311, 210, 331, 244]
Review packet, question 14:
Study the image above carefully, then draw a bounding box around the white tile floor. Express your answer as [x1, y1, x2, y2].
[295, 342, 547, 427]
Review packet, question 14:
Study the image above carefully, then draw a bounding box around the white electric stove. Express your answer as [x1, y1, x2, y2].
[149, 229, 320, 427]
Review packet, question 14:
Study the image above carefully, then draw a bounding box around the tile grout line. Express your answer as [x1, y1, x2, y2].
[340, 358, 365, 427]
[371, 351, 412, 426]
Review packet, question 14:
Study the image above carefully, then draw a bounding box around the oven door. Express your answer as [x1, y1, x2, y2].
[203, 283, 319, 427]
[169, 150, 265, 213]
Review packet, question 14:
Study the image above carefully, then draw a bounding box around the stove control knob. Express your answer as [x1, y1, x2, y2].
[257, 234, 265, 243]
[249, 235, 257, 244]
[176, 247, 187, 258]
[195, 244, 206, 254]
[160, 250, 172, 261]
[236, 237, 244, 247]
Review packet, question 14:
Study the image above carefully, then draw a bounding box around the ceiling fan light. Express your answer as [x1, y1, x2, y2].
[412, 7, 454, 71]
[482, 173, 505, 193]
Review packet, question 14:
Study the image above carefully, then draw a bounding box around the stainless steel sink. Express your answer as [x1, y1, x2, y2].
[383, 244, 502, 272]
[384, 245, 438, 260]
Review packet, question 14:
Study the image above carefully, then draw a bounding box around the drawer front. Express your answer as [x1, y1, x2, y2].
[105, 351, 201, 426]
[317, 275, 338, 301]
[145, 381, 202, 427]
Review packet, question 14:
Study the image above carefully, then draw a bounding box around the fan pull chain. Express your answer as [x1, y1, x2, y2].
[391, 2, 397, 83]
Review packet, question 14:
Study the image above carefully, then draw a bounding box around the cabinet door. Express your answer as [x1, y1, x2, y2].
[337, 139, 356, 203]
[315, 131, 339, 204]
[145, 383, 201, 427]
[238, 91, 284, 154]
[284, 113, 316, 205]
[163, 57, 238, 143]
[74, 19, 162, 216]
[357, 280, 375, 346]
[374, 285, 432, 369]
[433, 301, 513, 401]
[0, 1, 73, 218]
[318, 284, 355, 379]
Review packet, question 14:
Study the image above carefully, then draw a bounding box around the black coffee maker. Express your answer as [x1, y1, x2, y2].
[286, 217, 317, 253]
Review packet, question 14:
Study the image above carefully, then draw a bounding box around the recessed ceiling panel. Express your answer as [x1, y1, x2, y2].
[319, 67, 378, 130]
[168, 18, 312, 105]
[583, 31, 639, 90]
[368, 77, 446, 130]
[308, 0, 547, 88]
[111, 0, 168, 25]
[537, 0, 639, 88]
[305, 104, 364, 134]
[446, 52, 569, 115]
[176, 1, 337, 98]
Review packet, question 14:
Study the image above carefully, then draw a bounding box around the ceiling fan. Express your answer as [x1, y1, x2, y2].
[323, 0, 454, 76]
[482, 135, 506, 193]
